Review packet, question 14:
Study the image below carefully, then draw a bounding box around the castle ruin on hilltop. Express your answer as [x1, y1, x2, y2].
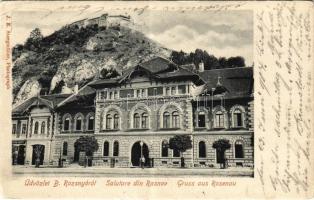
[67, 13, 133, 29]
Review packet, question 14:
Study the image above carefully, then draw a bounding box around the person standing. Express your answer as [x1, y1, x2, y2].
[140, 156, 145, 169]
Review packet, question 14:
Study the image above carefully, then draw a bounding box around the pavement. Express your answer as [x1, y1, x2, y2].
[12, 166, 254, 177]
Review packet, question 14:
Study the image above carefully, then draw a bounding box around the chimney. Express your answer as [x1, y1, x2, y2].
[73, 84, 79, 94]
[198, 62, 204, 72]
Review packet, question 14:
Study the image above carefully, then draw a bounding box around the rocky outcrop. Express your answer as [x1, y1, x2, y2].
[12, 22, 171, 106]
[14, 79, 41, 107]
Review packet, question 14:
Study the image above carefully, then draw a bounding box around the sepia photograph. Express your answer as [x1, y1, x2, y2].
[1, 1, 313, 199]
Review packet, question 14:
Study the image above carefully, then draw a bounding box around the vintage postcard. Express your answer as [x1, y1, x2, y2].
[0, 1, 313, 199]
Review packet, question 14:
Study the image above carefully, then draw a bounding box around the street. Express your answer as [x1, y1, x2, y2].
[12, 166, 254, 177]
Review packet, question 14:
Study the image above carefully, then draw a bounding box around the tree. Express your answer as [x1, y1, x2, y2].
[25, 28, 43, 51]
[74, 136, 99, 156]
[169, 135, 192, 168]
[203, 51, 219, 70]
[227, 56, 245, 68]
[218, 57, 228, 68]
[74, 136, 99, 166]
[212, 139, 231, 169]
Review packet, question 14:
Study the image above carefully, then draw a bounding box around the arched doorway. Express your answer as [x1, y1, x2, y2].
[31, 145, 45, 165]
[17, 145, 26, 165]
[131, 141, 149, 167]
[74, 145, 80, 162]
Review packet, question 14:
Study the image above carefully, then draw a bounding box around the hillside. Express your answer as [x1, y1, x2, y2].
[12, 24, 170, 106]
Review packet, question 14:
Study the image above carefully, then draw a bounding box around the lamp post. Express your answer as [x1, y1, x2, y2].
[140, 141, 143, 158]
[140, 141, 144, 168]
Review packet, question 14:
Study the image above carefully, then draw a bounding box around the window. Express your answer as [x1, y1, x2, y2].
[120, 89, 134, 98]
[21, 124, 27, 134]
[173, 148, 180, 157]
[134, 113, 140, 129]
[141, 89, 145, 97]
[161, 140, 168, 157]
[100, 91, 107, 99]
[106, 114, 112, 129]
[87, 115, 94, 130]
[172, 111, 179, 128]
[199, 141, 206, 158]
[171, 87, 176, 95]
[113, 114, 119, 129]
[12, 124, 17, 134]
[163, 112, 170, 128]
[141, 113, 148, 128]
[114, 91, 118, 99]
[62, 142, 68, 156]
[235, 140, 244, 158]
[113, 141, 119, 156]
[166, 87, 171, 96]
[136, 89, 141, 98]
[76, 116, 82, 131]
[233, 109, 243, 127]
[148, 87, 163, 96]
[215, 111, 224, 128]
[109, 92, 113, 99]
[64, 117, 70, 131]
[178, 85, 186, 94]
[41, 121, 45, 134]
[198, 111, 206, 127]
[34, 122, 39, 134]
[103, 141, 109, 156]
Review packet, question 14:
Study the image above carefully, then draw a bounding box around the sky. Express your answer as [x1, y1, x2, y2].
[12, 9, 253, 65]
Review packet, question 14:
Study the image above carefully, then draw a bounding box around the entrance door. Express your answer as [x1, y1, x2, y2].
[17, 145, 26, 165]
[131, 141, 149, 167]
[32, 145, 45, 165]
[74, 146, 80, 162]
[216, 149, 225, 164]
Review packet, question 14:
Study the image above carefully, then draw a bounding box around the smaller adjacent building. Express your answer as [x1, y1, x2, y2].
[12, 94, 71, 165]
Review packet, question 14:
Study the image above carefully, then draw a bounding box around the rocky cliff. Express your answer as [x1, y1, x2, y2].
[12, 23, 170, 106]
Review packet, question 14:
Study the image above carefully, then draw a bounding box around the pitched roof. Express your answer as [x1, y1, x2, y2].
[56, 85, 96, 109]
[12, 94, 71, 115]
[89, 57, 203, 88]
[139, 57, 176, 74]
[198, 67, 253, 99]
